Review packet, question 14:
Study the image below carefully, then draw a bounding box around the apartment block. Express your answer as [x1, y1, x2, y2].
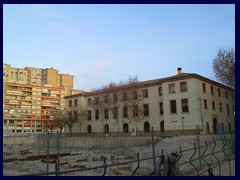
[3, 64, 28, 84]
[3, 63, 76, 134]
[64, 68, 235, 136]
[3, 82, 67, 134]
[3, 64, 73, 88]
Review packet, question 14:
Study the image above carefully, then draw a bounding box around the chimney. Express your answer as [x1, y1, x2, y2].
[177, 67, 182, 74]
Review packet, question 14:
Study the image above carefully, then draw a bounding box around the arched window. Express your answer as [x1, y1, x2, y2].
[144, 122, 150, 133]
[87, 125, 92, 134]
[104, 124, 109, 134]
[123, 123, 129, 133]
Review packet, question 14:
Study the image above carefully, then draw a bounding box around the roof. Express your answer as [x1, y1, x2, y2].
[64, 72, 234, 99]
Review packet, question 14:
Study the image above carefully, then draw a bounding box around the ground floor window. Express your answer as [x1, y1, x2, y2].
[228, 123, 231, 132]
[206, 122, 210, 134]
[144, 122, 150, 133]
[123, 123, 129, 133]
[88, 125, 92, 134]
[104, 124, 109, 134]
[160, 121, 164, 132]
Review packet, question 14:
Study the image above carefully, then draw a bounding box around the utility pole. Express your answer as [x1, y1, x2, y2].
[199, 97, 204, 134]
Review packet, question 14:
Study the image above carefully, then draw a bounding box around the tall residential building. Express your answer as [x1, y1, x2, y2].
[3, 82, 67, 134]
[60, 74, 74, 89]
[3, 64, 28, 84]
[64, 68, 235, 136]
[3, 64, 73, 88]
[3, 63, 77, 134]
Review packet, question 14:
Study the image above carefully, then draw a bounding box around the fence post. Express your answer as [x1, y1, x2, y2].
[151, 127, 156, 169]
[196, 125, 202, 169]
[56, 131, 60, 176]
[46, 131, 50, 176]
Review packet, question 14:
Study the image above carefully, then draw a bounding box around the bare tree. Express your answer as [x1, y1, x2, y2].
[91, 95, 109, 134]
[43, 120, 57, 138]
[54, 110, 66, 137]
[125, 89, 145, 134]
[65, 111, 77, 136]
[213, 48, 235, 88]
[100, 76, 144, 134]
[65, 108, 87, 136]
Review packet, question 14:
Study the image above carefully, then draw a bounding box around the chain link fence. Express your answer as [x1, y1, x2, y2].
[3, 128, 235, 176]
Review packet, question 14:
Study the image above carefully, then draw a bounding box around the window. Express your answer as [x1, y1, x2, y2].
[219, 103, 222, 111]
[233, 105, 235, 115]
[181, 99, 189, 112]
[144, 122, 150, 133]
[123, 123, 129, 133]
[203, 83, 206, 93]
[88, 125, 92, 134]
[104, 109, 109, 119]
[180, 82, 187, 92]
[212, 101, 215, 111]
[160, 102, 164, 115]
[104, 124, 109, 134]
[94, 97, 99, 105]
[68, 112, 72, 120]
[74, 99, 78, 106]
[95, 110, 99, 120]
[225, 91, 228, 99]
[143, 104, 149, 116]
[227, 104, 229, 115]
[74, 111, 78, 121]
[169, 84, 176, 94]
[228, 123, 232, 132]
[104, 95, 109, 103]
[133, 105, 138, 117]
[69, 100, 72, 107]
[204, 99, 207, 109]
[123, 92, 128, 101]
[113, 107, 118, 119]
[132, 91, 138, 100]
[88, 98, 91, 105]
[170, 100, 177, 113]
[9, 120, 14, 124]
[143, 89, 148, 98]
[113, 94, 118, 103]
[211, 86, 214, 95]
[159, 87, 163, 96]
[123, 107, 128, 118]
[88, 110, 91, 120]
[218, 88, 221, 97]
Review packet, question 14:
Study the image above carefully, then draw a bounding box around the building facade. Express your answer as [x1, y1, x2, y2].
[3, 83, 67, 134]
[3, 64, 73, 88]
[64, 68, 235, 136]
[3, 64, 76, 134]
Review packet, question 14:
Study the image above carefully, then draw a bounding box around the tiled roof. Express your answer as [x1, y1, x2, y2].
[64, 72, 234, 99]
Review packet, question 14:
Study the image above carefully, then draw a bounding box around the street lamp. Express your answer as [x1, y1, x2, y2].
[182, 117, 184, 135]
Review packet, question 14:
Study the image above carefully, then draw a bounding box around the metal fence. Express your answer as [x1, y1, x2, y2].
[3, 128, 235, 176]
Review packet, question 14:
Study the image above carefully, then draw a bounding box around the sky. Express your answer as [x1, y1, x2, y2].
[3, 4, 235, 91]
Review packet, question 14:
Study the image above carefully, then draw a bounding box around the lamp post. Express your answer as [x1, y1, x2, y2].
[182, 117, 184, 135]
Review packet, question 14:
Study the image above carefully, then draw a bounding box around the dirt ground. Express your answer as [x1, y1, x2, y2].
[3, 133, 235, 176]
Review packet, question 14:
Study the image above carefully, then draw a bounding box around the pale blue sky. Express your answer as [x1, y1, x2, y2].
[3, 4, 235, 91]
